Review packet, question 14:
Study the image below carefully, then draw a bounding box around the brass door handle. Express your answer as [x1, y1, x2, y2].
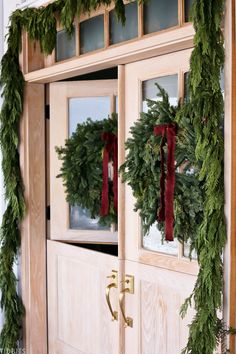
[106, 270, 118, 321]
[119, 287, 133, 328]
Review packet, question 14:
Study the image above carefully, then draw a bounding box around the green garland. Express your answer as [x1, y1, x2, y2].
[119, 85, 204, 250]
[179, 1, 226, 353]
[0, 0, 227, 352]
[56, 114, 118, 226]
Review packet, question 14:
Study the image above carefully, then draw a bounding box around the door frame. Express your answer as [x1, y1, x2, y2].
[19, 0, 234, 352]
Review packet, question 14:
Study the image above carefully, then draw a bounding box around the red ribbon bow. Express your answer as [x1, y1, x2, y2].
[153, 123, 178, 241]
[100, 132, 118, 217]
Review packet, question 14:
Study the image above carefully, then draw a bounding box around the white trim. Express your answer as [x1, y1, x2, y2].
[17, 0, 51, 9]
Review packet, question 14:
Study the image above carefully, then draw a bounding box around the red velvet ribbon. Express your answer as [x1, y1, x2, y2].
[153, 123, 178, 241]
[100, 132, 118, 217]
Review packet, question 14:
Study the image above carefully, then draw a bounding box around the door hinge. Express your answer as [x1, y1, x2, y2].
[46, 205, 50, 220]
[45, 104, 50, 120]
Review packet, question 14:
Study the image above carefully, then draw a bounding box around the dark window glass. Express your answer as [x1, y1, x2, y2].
[80, 15, 104, 54]
[144, 0, 178, 35]
[56, 28, 76, 62]
[109, 2, 138, 45]
[185, 0, 194, 22]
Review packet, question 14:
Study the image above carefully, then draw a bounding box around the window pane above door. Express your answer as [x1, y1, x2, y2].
[185, 0, 194, 22]
[142, 74, 179, 255]
[56, 28, 76, 62]
[143, 0, 178, 35]
[80, 15, 104, 54]
[109, 2, 138, 45]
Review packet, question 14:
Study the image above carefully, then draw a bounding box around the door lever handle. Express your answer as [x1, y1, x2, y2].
[119, 287, 133, 328]
[119, 274, 134, 328]
[105, 270, 118, 321]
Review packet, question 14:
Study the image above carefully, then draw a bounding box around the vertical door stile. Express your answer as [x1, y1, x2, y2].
[118, 65, 126, 354]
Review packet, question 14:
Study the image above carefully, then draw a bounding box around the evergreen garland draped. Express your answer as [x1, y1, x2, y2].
[179, 1, 227, 353]
[0, 0, 227, 352]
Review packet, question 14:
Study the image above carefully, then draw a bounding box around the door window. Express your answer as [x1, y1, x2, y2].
[68, 96, 111, 230]
[50, 80, 118, 243]
[142, 74, 179, 255]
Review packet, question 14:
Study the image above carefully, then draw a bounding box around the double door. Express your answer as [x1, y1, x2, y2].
[48, 49, 198, 354]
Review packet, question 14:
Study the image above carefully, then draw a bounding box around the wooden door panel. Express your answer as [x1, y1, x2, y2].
[50, 80, 118, 244]
[123, 260, 196, 354]
[122, 52, 199, 353]
[47, 240, 119, 354]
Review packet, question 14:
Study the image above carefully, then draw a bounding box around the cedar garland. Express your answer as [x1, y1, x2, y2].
[0, 0, 228, 353]
[179, 1, 227, 353]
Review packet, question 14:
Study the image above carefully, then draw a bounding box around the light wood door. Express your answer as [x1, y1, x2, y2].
[50, 80, 118, 244]
[122, 49, 198, 354]
[48, 80, 120, 354]
[47, 241, 119, 354]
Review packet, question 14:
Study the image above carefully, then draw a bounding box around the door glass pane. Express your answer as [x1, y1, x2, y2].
[80, 15, 104, 54]
[56, 28, 76, 62]
[144, 0, 178, 35]
[69, 96, 110, 230]
[115, 96, 118, 113]
[142, 74, 179, 255]
[184, 72, 190, 102]
[109, 2, 138, 45]
[69, 96, 110, 135]
[142, 74, 178, 112]
[185, 0, 194, 22]
[184, 241, 197, 260]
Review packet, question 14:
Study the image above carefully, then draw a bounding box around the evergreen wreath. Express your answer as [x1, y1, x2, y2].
[0, 0, 229, 352]
[56, 114, 118, 226]
[119, 85, 204, 252]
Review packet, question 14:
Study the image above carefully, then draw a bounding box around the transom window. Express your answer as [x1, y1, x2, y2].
[55, 0, 193, 63]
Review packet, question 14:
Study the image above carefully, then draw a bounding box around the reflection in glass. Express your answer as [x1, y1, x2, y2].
[185, 0, 194, 22]
[115, 96, 118, 113]
[70, 206, 108, 230]
[69, 96, 110, 135]
[143, 225, 179, 256]
[56, 28, 76, 62]
[144, 0, 178, 35]
[80, 15, 104, 54]
[142, 74, 178, 112]
[142, 74, 178, 255]
[109, 2, 138, 45]
[184, 240, 197, 260]
[69, 96, 110, 230]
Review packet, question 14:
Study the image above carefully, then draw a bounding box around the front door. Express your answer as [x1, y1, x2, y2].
[47, 54, 199, 354]
[48, 80, 119, 354]
[122, 49, 198, 353]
